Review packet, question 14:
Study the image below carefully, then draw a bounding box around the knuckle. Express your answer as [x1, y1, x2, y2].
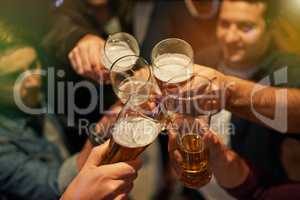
[73, 47, 79, 54]
[68, 52, 73, 59]
[78, 44, 87, 51]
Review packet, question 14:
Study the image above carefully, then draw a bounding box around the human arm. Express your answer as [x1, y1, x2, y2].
[43, 0, 109, 82]
[193, 65, 300, 133]
[168, 130, 300, 199]
[226, 75, 300, 133]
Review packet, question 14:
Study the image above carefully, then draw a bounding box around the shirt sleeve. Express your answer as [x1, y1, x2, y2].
[224, 162, 300, 200]
[42, 0, 102, 64]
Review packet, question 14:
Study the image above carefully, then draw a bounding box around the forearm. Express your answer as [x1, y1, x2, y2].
[226, 75, 300, 133]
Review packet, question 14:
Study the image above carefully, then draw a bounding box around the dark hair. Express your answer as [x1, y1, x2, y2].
[221, 0, 278, 26]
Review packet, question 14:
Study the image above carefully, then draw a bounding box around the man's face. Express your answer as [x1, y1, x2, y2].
[217, 1, 271, 68]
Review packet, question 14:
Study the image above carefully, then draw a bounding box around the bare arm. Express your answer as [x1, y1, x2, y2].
[226, 75, 300, 133]
[193, 65, 300, 133]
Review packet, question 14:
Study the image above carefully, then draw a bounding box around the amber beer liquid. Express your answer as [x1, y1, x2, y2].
[101, 116, 160, 164]
[178, 134, 212, 188]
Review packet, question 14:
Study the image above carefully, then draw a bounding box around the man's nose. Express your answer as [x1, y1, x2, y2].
[224, 25, 240, 44]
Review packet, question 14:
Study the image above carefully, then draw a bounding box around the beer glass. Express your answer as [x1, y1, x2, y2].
[151, 38, 194, 121]
[165, 73, 213, 188]
[101, 102, 162, 164]
[151, 38, 194, 90]
[163, 73, 213, 117]
[110, 55, 153, 106]
[101, 32, 140, 70]
[171, 114, 212, 188]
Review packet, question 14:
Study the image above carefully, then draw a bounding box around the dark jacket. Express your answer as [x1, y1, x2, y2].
[0, 2, 66, 199]
[43, 0, 135, 152]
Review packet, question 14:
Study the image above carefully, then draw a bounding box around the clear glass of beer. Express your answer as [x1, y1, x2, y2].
[163, 73, 213, 117]
[151, 37, 216, 118]
[101, 102, 162, 164]
[151, 38, 194, 118]
[171, 113, 212, 189]
[101, 32, 140, 70]
[151, 38, 194, 88]
[110, 55, 153, 106]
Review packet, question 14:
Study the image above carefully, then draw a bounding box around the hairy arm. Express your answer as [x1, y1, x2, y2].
[226, 75, 300, 133]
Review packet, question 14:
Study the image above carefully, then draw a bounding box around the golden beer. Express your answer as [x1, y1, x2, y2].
[101, 116, 160, 164]
[178, 134, 212, 188]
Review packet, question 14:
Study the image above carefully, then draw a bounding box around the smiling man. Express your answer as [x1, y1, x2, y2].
[195, 0, 300, 199]
[217, 0, 272, 70]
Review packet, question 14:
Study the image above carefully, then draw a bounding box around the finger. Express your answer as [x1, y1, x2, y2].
[106, 180, 134, 200]
[171, 150, 183, 176]
[101, 69, 110, 81]
[68, 51, 78, 72]
[116, 182, 134, 195]
[73, 49, 84, 74]
[167, 129, 178, 152]
[114, 194, 129, 200]
[89, 45, 102, 70]
[79, 46, 92, 73]
[99, 158, 143, 180]
[85, 140, 110, 166]
[112, 182, 134, 200]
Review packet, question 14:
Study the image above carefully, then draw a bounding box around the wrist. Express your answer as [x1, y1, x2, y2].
[213, 148, 250, 189]
[223, 74, 237, 110]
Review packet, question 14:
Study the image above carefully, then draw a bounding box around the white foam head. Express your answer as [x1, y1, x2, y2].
[153, 53, 193, 83]
[102, 41, 137, 70]
[112, 117, 160, 148]
[117, 80, 150, 105]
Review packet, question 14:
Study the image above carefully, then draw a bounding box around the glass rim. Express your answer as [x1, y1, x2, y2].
[109, 55, 152, 97]
[115, 102, 162, 130]
[104, 32, 140, 65]
[151, 38, 194, 69]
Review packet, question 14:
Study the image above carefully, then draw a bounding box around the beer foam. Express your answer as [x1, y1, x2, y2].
[153, 53, 193, 83]
[112, 117, 160, 148]
[117, 80, 150, 105]
[102, 41, 137, 71]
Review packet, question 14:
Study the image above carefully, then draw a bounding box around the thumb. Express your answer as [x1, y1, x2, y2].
[85, 140, 110, 166]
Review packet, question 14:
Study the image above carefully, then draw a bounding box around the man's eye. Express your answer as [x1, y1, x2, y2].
[220, 20, 230, 29]
[239, 23, 255, 32]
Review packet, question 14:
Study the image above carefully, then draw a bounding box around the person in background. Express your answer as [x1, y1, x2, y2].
[0, 1, 141, 199]
[43, 0, 135, 152]
[191, 0, 300, 198]
[168, 128, 300, 200]
[169, 63, 300, 199]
